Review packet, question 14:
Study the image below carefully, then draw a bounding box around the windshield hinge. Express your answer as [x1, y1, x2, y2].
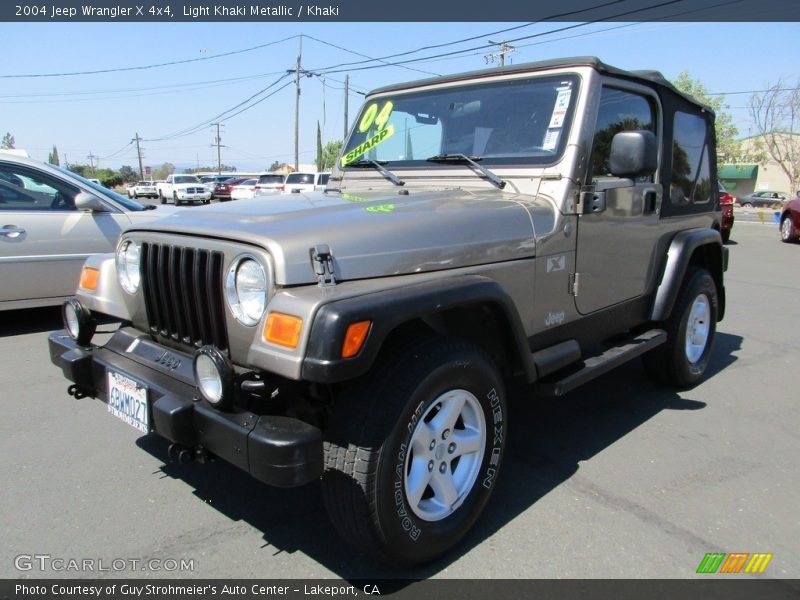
[311, 245, 336, 287]
[569, 273, 580, 296]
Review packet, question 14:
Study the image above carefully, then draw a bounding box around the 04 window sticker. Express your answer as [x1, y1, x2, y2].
[341, 100, 396, 166]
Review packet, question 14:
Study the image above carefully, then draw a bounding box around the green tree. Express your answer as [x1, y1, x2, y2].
[152, 162, 175, 180]
[672, 71, 740, 163]
[316, 121, 324, 171]
[184, 164, 237, 174]
[67, 164, 89, 177]
[1, 132, 15, 149]
[319, 140, 343, 171]
[268, 160, 281, 172]
[48, 145, 60, 165]
[118, 165, 136, 182]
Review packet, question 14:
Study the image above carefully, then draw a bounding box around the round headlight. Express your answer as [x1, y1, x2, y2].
[116, 240, 141, 294]
[225, 256, 268, 326]
[193, 346, 234, 407]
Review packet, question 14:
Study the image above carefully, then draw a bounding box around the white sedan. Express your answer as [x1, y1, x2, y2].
[230, 178, 258, 201]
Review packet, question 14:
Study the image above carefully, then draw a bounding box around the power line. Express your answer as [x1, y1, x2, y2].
[143, 73, 292, 142]
[306, 0, 627, 74]
[314, 0, 692, 75]
[0, 36, 300, 78]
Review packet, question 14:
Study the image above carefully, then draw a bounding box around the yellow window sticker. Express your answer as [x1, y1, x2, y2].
[341, 125, 396, 166]
[359, 100, 394, 133]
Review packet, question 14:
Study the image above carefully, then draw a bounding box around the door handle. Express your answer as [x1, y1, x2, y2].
[1, 225, 26, 238]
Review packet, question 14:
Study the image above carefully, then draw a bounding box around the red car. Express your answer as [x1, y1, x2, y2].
[718, 182, 734, 243]
[213, 177, 247, 202]
[780, 194, 800, 243]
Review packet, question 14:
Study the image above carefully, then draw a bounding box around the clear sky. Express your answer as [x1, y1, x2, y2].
[2, 21, 797, 173]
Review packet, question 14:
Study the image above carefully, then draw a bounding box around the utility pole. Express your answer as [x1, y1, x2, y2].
[485, 40, 515, 67]
[344, 74, 349, 140]
[293, 36, 303, 172]
[86, 152, 97, 177]
[212, 123, 223, 174]
[133, 133, 144, 180]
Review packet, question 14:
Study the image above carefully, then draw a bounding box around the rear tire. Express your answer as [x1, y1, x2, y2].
[322, 337, 506, 566]
[643, 267, 717, 388]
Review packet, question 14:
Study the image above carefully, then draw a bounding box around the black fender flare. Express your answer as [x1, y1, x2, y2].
[650, 228, 727, 322]
[301, 275, 536, 384]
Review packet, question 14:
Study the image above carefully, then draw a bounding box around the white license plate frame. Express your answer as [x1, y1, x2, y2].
[106, 370, 149, 433]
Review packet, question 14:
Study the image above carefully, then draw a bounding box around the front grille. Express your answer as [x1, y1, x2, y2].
[140, 242, 228, 351]
[186, 187, 204, 194]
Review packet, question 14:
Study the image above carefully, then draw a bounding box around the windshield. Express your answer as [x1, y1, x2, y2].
[52, 165, 148, 211]
[175, 175, 201, 184]
[342, 74, 579, 168]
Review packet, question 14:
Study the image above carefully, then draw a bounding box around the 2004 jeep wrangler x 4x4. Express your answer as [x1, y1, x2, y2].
[50, 57, 728, 566]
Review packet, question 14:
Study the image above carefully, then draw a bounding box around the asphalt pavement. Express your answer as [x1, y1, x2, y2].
[1, 219, 798, 581]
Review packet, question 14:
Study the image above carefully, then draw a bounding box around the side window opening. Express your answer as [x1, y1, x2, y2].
[590, 87, 656, 180]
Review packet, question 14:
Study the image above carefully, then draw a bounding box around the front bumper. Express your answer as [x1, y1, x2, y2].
[48, 328, 323, 488]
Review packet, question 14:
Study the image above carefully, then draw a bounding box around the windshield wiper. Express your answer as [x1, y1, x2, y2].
[426, 154, 506, 189]
[347, 159, 405, 187]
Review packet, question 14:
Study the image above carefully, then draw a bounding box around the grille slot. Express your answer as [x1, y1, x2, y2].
[141, 242, 228, 351]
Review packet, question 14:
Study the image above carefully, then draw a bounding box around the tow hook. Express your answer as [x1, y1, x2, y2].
[67, 384, 92, 399]
[167, 443, 211, 464]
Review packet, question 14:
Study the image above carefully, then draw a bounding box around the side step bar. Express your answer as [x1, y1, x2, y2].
[535, 329, 666, 397]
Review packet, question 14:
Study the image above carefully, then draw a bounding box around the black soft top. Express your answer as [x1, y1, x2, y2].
[369, 56, 713, 115]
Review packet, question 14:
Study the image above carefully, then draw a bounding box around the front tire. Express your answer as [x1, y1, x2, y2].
[322, 337, 507, 566]
[781, 215, 797, 243]
[643, 267, 717, 388]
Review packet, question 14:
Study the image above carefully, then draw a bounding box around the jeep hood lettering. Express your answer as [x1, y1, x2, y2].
[130, 189, 554, 284]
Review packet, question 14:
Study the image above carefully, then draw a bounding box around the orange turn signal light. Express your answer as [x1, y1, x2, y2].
[342, 320, 371, 359]
[79, 267, 99, 290]
[264, 312, 303, 349]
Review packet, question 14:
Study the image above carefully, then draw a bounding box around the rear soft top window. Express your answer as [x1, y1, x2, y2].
[259, 175, 284, 184]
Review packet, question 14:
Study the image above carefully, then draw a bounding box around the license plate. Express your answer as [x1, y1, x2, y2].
[107, 370, 149, 433]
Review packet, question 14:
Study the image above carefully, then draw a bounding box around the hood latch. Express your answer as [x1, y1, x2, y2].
[311, 245, 337, 287]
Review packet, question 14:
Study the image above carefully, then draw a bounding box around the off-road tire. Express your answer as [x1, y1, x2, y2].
[643, 267, 717, 388]
[322, 337, 507, 567]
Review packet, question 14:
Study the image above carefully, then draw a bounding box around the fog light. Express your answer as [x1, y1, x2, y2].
[62, 299, 96, 346]
[193, 346, 234, 408]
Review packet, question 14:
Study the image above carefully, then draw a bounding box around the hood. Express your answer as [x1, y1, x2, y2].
[126, 189, 555, 285]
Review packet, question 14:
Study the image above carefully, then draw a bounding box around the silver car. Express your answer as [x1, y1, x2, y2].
[0, 152, 176, 310]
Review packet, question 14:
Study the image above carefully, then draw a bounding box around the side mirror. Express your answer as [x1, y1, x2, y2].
[609, 130, 657, 178]
[75, 192, 109, 212]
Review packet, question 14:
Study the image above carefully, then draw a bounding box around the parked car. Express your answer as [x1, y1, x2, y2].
[253, 173, 286, 196]
[0, 152, 176, 310]
[281, 172, 328, 194]
[718, 182, 734, 243]
[50, 57, 728, 566]
[779, 193, 800, 243]
[213, 177, 247, 202]
[738, 190, 789, 208]
[157, 174, 212, 205]
[200, 175, 235, 197]
[130, 181, 159, 199]
[230, 178, 258, 201]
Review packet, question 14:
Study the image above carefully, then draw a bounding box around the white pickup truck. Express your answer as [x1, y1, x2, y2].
[157, 174, 212, 205]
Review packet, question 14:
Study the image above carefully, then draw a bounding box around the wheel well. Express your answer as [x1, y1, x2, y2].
[378, 303, 525, 381]
[688, 242, 724, 319]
